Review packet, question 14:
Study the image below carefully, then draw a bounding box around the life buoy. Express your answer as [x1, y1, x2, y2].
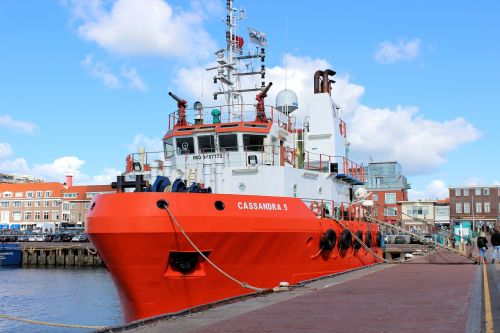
[284, 148, 295, 165]
[320, 229, 337, 251]
[310, 201, 321, 216]
[338, 229, 352, 250]
[353, 230, 364, 250]
[365, 231, 372, 248]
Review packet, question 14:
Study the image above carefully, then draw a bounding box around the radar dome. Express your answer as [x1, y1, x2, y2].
[276, 89, 298, 114]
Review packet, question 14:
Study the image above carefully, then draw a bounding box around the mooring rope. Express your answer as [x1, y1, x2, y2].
[0, 313, 107, 329]
[163, 206, 267, 292]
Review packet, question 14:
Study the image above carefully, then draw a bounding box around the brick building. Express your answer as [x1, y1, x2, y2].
[449, 185, 500, 230]
[365, 161, 411, 223]
[0, 175, 113, 230]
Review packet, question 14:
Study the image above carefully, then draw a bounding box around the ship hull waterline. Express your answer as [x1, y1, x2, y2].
[87, 192, 383, 322]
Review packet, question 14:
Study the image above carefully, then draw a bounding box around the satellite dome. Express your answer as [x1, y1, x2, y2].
[275, 89, 298, 114]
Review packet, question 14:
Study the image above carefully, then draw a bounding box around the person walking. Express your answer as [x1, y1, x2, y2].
[491, 229, 500, 264]
[477, 232, 488, 265]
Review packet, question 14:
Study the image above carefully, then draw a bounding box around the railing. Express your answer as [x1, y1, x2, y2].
[303, 151, 365, 182]
[167, 104, 292, 132]
[301, 198, 371, 221]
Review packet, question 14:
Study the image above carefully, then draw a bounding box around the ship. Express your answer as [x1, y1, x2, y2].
[87, 0, 383, 323]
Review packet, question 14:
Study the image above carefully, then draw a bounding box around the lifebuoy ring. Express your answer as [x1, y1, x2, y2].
[310, 201, 321, 216]
[338, 229, 352, 250]
[320, 229, 337, 251]
[285, 148, 295, 165]
[353, 230, 364, 250]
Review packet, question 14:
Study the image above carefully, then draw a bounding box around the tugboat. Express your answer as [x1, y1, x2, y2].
[0, 243, 22, 267]
[87, 0, 382, 322]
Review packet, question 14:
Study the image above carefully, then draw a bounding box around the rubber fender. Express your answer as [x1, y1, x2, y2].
[353, 230, 364, 249]
[172, 179, 187, 192]
[376, 232, 382, 248]
[338, 229, 352, 250]
[320, 229, 337, 251]
[365, 231, 372, 248]
[151, 176, 171, 192]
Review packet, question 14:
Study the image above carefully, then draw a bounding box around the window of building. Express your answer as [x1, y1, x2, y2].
[52, 211, 59, 220]
[456, 203, 462, 214]
[63, 193, 77, 198]
[53, 201, 59, 207]
[218, 134, 238, 152]
[483, 188, 490, 195]
[385, 193, 397, 204]
[44, 201, 50, 207]
[372, 193, 379, 201]
[34, 211, 41, 220]
[62, 202, 70, 211]
[243, 134, 265, 152]
[475, 188, 481, 196]
[25, 201, 32, 207]
[24, 211, 32, 221]
[86, 192, 99, 199]
[13, 211, 22, 221]
[62, 213, 70, 222]
[455, 188, 461, 196]
[164, 138, 174, 158]
[0, 201, 8, 208]
[484, 202, 490, 213]
[176, 137, 195, 154]
[26, 191, 34, 198]
[36, 191, 42, 198]
[35, 201, 41, 207]
[3, 192, 12, 198]
[384, 207, 398, 216]
[43, 211, 49, 220]
[71, 203, 76, 209]
[15, 192, 23, 197]
[85, 203, 90, 210]
[13, 201, 22, 208]
[476, 202, 482, 213]
[464, 202, 470, 214]
[197, 135, 216, 153]
[45, 191, 52, 197]
[463, 188, 469, 196]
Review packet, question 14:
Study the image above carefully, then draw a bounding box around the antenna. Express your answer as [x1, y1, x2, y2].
[285, 16, 289, 90]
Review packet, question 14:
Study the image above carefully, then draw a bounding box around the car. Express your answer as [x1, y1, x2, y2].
[394, 236, 407, 244]
[44, 234, 55, 242]
[17, 235, 28, 242]
[423, 234, 433, 244]
[71, 234, 89, 242]
[61, 234, 74, 242]
[28, 236, 36, 242]
[35, 235, 45, 242]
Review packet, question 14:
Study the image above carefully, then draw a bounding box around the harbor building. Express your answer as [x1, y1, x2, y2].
[0, 172, 44, 184]
[449, 185, 500, 230]
[365, 161, 411, 224]
[0, 175, 113, 230]
[399, 199, 450, 232]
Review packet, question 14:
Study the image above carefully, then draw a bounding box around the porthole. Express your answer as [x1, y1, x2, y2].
[214, 200, 225, 210]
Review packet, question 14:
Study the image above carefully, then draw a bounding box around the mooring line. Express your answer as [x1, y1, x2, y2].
[0, 313, 107, 329]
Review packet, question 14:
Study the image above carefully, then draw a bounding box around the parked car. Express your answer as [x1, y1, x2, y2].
[35, 235, 45, 242]
[71, 234, 89, 242]
[423, 234, 433, 244]
[44, 234, 55, 242]
[28, 236, 36, 242]
[394, 236, 407, 244]
[17, 235, 28, 242]
[61, 234, 74, 242]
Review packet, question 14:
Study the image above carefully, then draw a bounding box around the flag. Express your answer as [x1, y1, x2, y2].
[247, 28, 267, 47]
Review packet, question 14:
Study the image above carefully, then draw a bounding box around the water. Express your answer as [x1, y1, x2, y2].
[0, 268, 123, 333]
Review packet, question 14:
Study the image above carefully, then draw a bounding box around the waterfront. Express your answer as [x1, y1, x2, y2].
[0, 268, 123, 333]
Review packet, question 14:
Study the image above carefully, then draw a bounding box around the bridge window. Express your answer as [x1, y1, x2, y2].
[243, 134, 265, 152]
[218, 134, 238, 152]
[176, 137, 194, 154]
[164, 138, 174, 158]
[198, 135, 216, 153]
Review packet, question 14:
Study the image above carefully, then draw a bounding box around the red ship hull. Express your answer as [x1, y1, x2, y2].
[87, 193, 383, 322]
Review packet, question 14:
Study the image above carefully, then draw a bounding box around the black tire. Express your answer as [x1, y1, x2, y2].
[366, 231, 372, 248]
[376, 232, 382, 247]
[353, 230, 364, 249]
[320, 229, 337, 251]
[338, 230, 352, 250]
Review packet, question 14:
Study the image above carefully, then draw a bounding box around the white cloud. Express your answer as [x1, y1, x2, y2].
[81, 54, 121, 88]
[87, 167, 122, 184]
[127, 134, 164, 162]
[0, 114, 38, 134]
[174, 54, 480, 176]
[122, 66, 147, 91]
[409, 180, 449, 200]
[0, 143, 13, 159]
[72, 0, 217, 60]
[374, 38, 421, 64]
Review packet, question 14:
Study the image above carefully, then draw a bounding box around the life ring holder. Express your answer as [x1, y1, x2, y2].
[309, 201, 322, 216]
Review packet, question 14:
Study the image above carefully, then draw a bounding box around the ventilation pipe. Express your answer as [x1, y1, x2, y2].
[313, 70, 324, 94]
[322, 69, 336, 95]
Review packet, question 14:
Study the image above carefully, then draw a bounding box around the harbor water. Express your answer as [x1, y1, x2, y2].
[0, 268, 123, 333]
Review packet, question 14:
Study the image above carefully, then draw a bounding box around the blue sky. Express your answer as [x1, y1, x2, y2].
[0, 0, 498, 198]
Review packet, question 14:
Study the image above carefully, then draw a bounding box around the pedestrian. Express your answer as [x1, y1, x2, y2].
[477, 232, 488, 265]
[491, 228, 500, 264]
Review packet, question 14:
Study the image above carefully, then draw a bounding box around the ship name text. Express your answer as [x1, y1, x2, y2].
[237, 202, 288, 211]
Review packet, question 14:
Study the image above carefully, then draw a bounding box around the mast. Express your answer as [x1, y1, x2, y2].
[207, 0, 266, 120]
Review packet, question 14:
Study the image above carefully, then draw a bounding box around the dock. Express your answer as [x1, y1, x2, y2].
[99, 251, 497, 333]
[20, 242, 104, 268]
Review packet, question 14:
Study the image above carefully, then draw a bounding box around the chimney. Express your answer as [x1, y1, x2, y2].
[65, 174, 73, 188]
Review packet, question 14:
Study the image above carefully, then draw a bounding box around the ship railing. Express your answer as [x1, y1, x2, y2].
[301, 198, 369, 221]
[303, 152, 365, 182]
[167, 104, 292, 132]
[126, 151, 164, 173]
